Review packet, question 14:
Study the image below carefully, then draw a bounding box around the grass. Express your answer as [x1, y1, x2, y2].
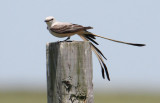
[0, 91, 47, 103]
[0, 91, 160, 103]
[95, 93, 160, 103]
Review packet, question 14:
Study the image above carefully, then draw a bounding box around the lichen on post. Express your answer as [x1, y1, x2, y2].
[46, 41, 93, 103]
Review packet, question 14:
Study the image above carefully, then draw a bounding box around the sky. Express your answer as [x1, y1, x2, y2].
[0, 0, 160, 93]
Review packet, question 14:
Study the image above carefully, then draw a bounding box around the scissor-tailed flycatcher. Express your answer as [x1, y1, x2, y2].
[45, 16, 145, 81]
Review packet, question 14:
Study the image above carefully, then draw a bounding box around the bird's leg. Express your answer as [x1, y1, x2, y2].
[58, 37, 72, 42]
[64, 36, 71, 41]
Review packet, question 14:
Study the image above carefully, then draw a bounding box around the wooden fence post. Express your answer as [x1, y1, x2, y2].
[46, 41, 93, 103]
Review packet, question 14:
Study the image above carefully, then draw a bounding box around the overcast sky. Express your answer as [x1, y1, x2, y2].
[0, 0, 160, 93]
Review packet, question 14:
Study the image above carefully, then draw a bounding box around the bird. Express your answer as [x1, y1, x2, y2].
[44, 16, 145, 81]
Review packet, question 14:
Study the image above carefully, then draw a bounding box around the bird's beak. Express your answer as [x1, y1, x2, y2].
[44, 20, 47, 22]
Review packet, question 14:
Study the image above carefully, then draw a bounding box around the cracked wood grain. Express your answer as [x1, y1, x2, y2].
[46, 41, 93, 103]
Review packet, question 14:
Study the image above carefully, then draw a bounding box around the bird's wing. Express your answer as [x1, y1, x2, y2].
[50, 23, 93, 34]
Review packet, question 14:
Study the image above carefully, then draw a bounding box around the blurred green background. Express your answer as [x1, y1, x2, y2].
[0, 91, 160, 103]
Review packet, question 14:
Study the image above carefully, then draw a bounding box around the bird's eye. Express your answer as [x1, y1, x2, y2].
[45, 18, 54, 22]
[48, 18, 53, 21]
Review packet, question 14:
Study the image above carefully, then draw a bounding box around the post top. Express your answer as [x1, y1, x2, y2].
[46, 41, 90, 46]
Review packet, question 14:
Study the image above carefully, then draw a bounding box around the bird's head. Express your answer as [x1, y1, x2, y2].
[44, 16, 56, 27]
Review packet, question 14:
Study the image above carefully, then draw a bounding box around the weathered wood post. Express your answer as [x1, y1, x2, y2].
[46, 41, 93, 103]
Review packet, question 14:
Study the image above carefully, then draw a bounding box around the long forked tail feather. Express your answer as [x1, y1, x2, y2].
[78, 34, 110, 81]
[86, 33, 146, 47]
[85, 35, 99, 45]
[84, 34, 107, 60]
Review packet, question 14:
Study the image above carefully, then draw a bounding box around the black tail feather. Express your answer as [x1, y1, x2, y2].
[80, 34, 110, 81]
[129, 43, 146, 47]
[92, 43, 110, 81]
[85, 34, 96, 39]
[91, 44, 107, 60]
[99, 62, 105, 79]
[102, 61, 110, 81]
[83, 34, 107, 60]
[97, 52, 110, 81]
[85, 35, 99, 45]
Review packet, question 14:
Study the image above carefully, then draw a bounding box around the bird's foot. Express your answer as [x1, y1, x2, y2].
[63, 37, 73, 42]
[64, 37, 71, 41]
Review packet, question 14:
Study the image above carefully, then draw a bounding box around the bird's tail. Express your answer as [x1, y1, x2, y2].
[78, 32, 145, 80]
[78, 34, 110, 81]
[85, 32, 146, 47]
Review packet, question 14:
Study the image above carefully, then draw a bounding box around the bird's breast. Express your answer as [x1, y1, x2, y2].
[49, 30, 76, 38]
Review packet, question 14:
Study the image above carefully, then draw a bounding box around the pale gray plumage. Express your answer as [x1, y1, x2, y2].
[45, 16, 145, 81]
